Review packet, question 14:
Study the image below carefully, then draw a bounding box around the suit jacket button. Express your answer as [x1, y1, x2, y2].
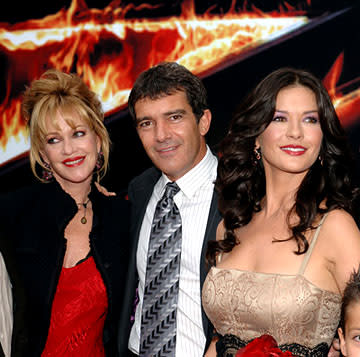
[104, 262, 110, 268]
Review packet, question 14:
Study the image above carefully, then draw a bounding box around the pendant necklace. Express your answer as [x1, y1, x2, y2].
[77, 198, 90, 224]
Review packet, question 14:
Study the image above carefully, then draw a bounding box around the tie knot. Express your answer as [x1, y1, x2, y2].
[164, 182, 180, 199]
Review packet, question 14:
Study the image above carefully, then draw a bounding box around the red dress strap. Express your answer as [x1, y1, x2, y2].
[42, 256, 108, 356]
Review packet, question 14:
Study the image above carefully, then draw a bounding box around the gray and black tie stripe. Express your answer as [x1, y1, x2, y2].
[140, 182, 182, 357]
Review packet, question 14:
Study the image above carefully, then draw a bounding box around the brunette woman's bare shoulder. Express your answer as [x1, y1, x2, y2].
[216, 220, 226, 241]
[322, 209, 359, 241]
[321, 209, 360, 293]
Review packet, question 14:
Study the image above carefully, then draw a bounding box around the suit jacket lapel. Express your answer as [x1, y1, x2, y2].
[118, 167, 161, 354]
[200, 189, 221, 284]
[199, 189, 221, 347]
[131, 168, 161, 248]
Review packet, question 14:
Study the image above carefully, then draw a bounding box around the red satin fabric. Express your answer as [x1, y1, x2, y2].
[41, 256, 108, 356]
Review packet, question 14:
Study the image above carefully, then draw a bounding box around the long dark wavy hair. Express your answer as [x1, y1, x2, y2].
[207, 67, 359, 266]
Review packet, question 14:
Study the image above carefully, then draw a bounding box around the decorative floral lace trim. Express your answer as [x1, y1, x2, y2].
[202, 268, 341, 347]
[216, 334, 329, 357]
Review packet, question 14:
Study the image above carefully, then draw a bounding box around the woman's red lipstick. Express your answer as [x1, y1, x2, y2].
[62, 156, 85, 167]
[280, 145, 306, 156]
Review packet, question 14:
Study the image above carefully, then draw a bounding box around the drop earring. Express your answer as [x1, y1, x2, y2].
[254, 147, 261, 161]
[95, 151, 104, 171]
[318, 155, 323, 166]
[42, 162, 53, 181]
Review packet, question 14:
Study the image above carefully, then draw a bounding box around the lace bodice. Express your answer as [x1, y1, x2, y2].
[202, 214, 341, 353]
[202, 267, 341, 348]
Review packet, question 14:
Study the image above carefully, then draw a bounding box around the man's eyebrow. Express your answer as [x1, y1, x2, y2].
[163, 109, 186, 116]
[135, 116, 150, 124]
[136, 109, 187, 124]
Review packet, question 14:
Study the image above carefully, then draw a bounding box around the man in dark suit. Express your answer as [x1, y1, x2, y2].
[0, 231, 28, 357]
[118, 62, 221, 356]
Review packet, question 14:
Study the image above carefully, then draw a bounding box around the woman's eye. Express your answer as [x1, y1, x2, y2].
[74, 130, 85, 137]
[272, 116, 286, 122]
[304, 116, 319, 124]
[47, 137, 59, 144]
[354, 335, 360, 342]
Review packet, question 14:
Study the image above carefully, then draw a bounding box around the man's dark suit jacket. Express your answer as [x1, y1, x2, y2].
[118, 166, 222, 356]
[0, 232, 28, 357]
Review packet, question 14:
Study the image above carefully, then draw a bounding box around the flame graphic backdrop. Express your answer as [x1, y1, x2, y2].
[1, 0, 359, 191]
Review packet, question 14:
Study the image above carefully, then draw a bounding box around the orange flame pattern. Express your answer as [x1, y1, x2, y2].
[323, 52, 360, 127]
[2, 1, 360, 167]
[0, 0, 311, 165]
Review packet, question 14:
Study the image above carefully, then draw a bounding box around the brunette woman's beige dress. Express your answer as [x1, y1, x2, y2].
[202, 215, 341, 356]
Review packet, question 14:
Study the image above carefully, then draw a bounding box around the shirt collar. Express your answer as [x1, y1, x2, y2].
[156, 146, 217, 199]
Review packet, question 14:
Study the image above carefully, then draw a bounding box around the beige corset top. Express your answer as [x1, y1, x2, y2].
[202, 268, 341, 348]
[202, 214, 342, 348]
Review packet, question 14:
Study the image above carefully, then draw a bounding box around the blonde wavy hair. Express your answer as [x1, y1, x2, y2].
[21, 69, 110, 182]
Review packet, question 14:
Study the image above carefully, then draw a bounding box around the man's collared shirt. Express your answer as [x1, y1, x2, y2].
[129, 146, 218, 356]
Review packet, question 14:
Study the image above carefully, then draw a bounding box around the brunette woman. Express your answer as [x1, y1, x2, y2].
[202, 68, 360, 357]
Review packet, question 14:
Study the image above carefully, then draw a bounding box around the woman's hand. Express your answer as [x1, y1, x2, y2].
[327, 337, 340, 357]
[94, 181, 116, 196]
[204, 337, 217, 357]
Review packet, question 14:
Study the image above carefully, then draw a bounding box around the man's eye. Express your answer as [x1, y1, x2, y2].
[170, 114, 181, 121]
[138, 121, 152, 128]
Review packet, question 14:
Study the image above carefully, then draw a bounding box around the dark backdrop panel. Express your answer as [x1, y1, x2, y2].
[1, 1, 359, 193]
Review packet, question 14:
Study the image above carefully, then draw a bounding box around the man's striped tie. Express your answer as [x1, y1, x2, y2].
[140, 182, 182, 357]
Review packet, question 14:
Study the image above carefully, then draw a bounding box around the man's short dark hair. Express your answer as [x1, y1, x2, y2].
[128, 62, 208, 123]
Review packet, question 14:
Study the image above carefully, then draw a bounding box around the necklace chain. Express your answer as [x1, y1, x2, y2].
[77, 198, 90, 224]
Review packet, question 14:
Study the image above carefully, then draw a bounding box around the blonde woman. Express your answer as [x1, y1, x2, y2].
[0, 70, 130, 356]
